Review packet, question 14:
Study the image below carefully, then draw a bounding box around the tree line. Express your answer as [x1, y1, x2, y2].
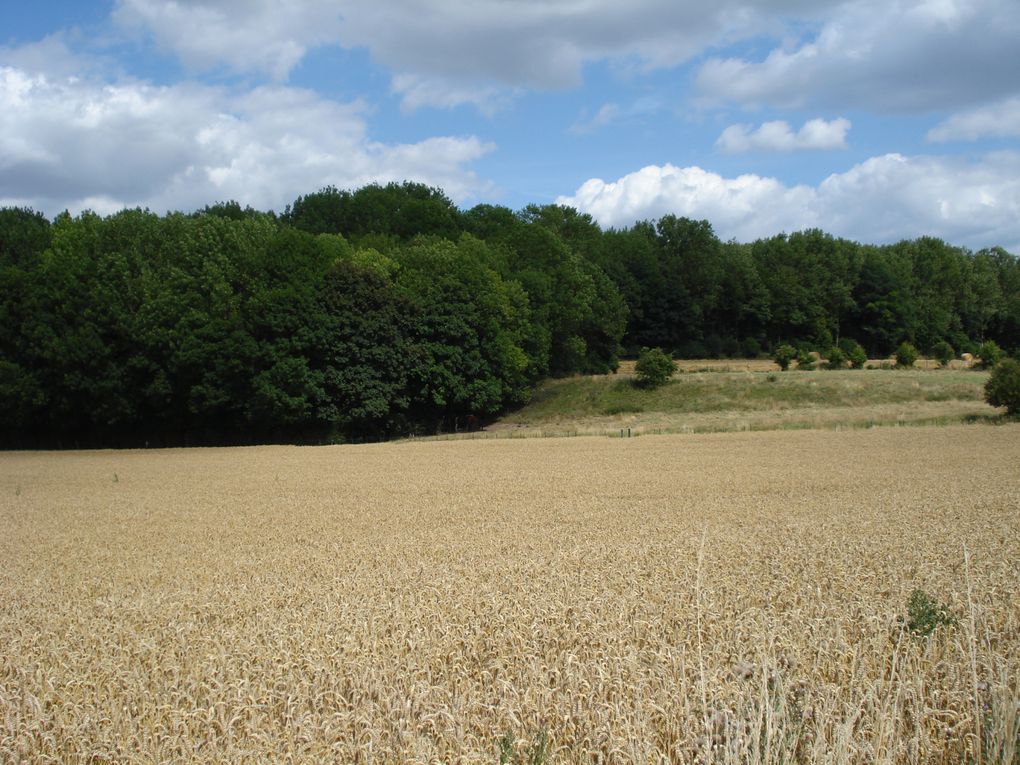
[1, 182, 1017, 447]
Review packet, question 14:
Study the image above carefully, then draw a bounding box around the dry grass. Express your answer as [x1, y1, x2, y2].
[616, 359, 783, 374]
[2, 425, 1019, 764]
[614, 358, 976, 375]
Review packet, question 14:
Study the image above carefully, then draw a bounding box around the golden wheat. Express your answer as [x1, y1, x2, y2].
[2, 425, 1018, 764]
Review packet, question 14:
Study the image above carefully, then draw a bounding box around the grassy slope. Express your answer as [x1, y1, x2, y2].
[485, 366, 996, 437]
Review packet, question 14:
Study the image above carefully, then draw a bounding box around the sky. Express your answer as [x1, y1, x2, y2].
[2, 0, 1019, 251]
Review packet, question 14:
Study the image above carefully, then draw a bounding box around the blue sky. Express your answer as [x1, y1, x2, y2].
[2, 1, 1019, 250]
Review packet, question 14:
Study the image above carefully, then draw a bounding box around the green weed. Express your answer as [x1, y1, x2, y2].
[905, 589, 957, 636]
[498, 728, 550, 765]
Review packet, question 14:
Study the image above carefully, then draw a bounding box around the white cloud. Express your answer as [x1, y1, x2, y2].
[113, 0, 344, 81]
[0, 34, 105, 80]
[390, 73, 515, 116]
[0, 65, 494, 216]
[557, 152, 1020, 252]
[570, 103, 621, 135]
[697, 0, 1020, 113]
[716, 117, 850, 153]
[569, 98, 666, 135]
[111, 0, 843, 110]
[927, 97, 1020, 142]
[558, 164, 819, 241]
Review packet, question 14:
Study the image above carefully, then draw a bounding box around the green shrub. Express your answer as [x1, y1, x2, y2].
[895, 342, 919, 368]
[826, 347, 846, 370]
[772, 344, 797, 371]
[905, 589, 956, 637]
[796, 349, 815, 371]
[634, 347, 676, 388]
[984, 358, 1020, 416]
[977, 340, 1003, 369]
[932, 340, 955, 367]
[838, 338, 868, 369]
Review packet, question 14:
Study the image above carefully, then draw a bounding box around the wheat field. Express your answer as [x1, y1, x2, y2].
[2, 425, 1019, 764]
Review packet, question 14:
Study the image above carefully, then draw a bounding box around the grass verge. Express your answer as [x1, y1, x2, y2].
[474, 367, 997, 440]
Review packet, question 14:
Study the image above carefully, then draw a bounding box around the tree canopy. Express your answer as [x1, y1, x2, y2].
[1, 183, 1017, 447]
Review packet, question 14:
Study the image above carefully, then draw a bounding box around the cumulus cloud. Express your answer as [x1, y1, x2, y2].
[716, 117, 850, 153]
[0, 65, 494, 216]
[112, 0, 1020, 114]
[111, 0, 841, 110]
[557, 153, 1020, 252]
[928, 97, 1020, 142]
[697, 0, 1020, 112]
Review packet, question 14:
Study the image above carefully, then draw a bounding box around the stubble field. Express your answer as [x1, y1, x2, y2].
[2, 425, 1019, 764]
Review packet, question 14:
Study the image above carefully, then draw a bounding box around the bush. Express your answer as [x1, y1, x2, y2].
[826, 347, 846, 370]
[984, 358, 1020, 416]
[796, 349, 815, 371]
[838, 338, 868, 369]
[932, 340, 955, 368]
[634, 347, 676, 388]
[977, 340, 1003, 369]
[895, 342, 919, 368]
[772, 344, 797, 371]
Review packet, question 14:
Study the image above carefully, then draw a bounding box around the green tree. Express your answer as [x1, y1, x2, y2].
[851, 245, 916, 356]
[314, 259, 417, 439]
[982, 247, 1020, 354]
[715, 242, 771, 348]
[905, 237, 966, 352]
[0, 208, 52, 440]
[0, 207, 51, 267]
[589, 222, 664, 353]
[754, 230, 860, 349]
[977, 340, 1003, 369]
[656, 215, 724, 354]
[396, 236, 531, 431]
[984, 358, 1020, 416]
[282, 185, 350, 234]
[504, 223, 593, 376]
